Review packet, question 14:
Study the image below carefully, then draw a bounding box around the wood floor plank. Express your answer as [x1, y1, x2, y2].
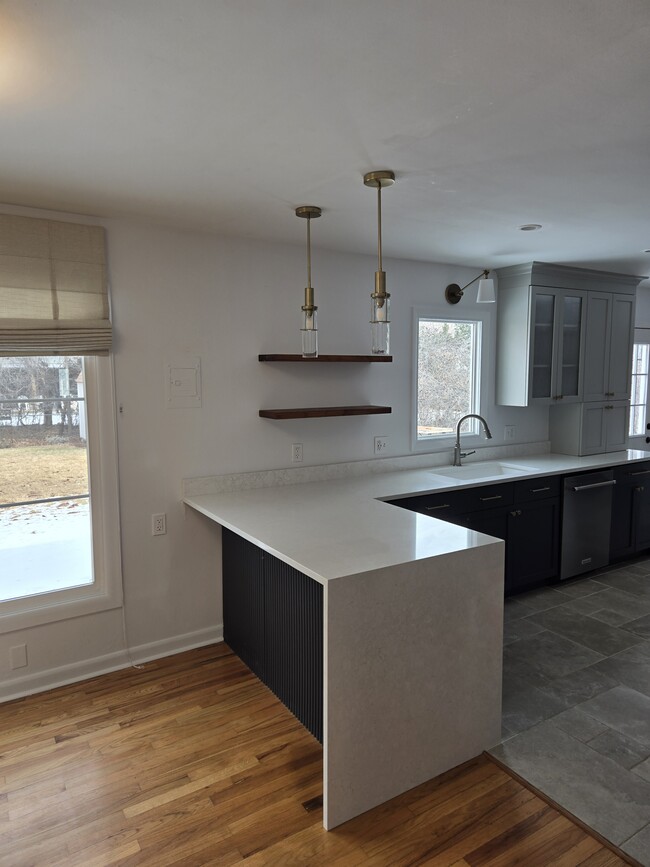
[0, 644, 633, 867]
[123, 758, 259, 818]
[400, 787, 542, 867]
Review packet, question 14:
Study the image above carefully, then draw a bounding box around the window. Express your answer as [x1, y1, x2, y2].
[416, 317, 482, 441]
[0, 355, 122, 631]
[0, 212, 120, 631]
[0, 356, 92, 602]
[630, 340, 650, 437]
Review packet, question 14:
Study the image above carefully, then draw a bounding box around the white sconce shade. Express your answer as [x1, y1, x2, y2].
[476, 276, 496, 303]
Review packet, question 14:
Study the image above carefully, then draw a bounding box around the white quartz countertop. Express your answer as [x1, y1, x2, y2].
[183, 449, 650, 585]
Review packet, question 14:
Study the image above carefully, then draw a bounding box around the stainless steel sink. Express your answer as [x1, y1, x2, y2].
[431, 462, 538, 480]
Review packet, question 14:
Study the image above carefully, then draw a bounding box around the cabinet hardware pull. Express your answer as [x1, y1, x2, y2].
[572, 480, 617, 492]
[605, 404, 614, 410]
[480, 495, 502, 501]
[630, 470, 650, 476]
[510, 509, 522, 517]
[530, 486, 550, 493]
[635, 486, 645, 492]
[426, 503, 451, 511]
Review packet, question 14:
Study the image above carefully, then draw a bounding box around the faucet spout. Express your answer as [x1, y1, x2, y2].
[453, 414, 492, 466]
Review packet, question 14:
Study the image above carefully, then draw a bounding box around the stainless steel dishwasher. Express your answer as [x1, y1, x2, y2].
[561, 469, 616, 580]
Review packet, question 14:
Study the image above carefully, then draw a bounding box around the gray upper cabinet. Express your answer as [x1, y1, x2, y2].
[582, 292, 635, 402]
[496, 262, 642, 408]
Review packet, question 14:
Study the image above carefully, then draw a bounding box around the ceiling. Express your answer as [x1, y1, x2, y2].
[1, 0, 649, 280]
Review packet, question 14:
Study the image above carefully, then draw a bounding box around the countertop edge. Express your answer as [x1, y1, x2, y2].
[183, 449, 650, 583]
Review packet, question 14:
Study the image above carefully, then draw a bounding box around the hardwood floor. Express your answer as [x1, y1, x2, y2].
[0, 644, 635, 866]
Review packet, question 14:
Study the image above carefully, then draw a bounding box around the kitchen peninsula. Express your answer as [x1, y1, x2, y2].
[184, 448, 650, 829]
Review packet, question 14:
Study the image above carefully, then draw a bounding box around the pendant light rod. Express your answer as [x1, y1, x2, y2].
[307, 211, 312, 288]
[296, 205, 321, 310]
[364, 171, 394, 274]
[377, 184, 383, 272]
[364, 169, 395, 275]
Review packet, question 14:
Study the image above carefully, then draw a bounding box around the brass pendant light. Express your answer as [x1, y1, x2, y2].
[364, 170, 395, 355]
[296, 205, 322, 357]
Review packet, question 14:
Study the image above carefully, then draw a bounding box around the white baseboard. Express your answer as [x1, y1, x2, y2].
[0, 624, 224, 704]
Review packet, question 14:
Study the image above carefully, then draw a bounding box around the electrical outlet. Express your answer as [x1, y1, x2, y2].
[374, 436, 389, 455]
[10, 644, 27, 669]
[292, 443, 303, 463]
[152, 513, 167, 536]
[504, 425, 516, 441]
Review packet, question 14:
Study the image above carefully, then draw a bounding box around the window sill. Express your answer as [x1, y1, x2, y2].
[0, 582, 123, 633]
[413, 433, 484, 452]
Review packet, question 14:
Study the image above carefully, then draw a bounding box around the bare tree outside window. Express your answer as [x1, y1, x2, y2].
[417, 319, 481, 439]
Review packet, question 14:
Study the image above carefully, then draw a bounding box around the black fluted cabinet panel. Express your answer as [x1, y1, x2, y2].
[222, 528, 266, 678]
[264, 554, 323, 742]
[221, 528, 323, 743]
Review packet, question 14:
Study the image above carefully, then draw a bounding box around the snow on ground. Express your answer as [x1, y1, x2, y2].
[0, 500, 93, 601]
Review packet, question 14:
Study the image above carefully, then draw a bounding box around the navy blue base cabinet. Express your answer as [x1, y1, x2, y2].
[222, 528, 323, 743]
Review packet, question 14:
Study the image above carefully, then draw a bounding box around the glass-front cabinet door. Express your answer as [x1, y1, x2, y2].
[530, 291, 556, 401]
[529, 288, 585, 404]
[556, 291, 585, 402]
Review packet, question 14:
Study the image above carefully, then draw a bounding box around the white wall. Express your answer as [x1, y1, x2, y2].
[0, 211, 548, 696]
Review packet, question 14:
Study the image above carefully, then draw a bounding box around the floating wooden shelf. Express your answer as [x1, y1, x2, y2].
[258, 354, 393, 363]
[259, 405, 392, 420]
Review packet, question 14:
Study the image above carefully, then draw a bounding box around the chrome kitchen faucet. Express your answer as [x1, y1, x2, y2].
[453, 414, 493, 466]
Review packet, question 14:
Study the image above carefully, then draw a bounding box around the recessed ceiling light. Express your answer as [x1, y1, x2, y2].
[519, 224, 542, 231]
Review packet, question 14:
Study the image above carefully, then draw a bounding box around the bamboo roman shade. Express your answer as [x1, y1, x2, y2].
[0, 214, 111, 355]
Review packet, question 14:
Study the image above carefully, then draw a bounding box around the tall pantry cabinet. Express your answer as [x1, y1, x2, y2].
[495, 262, 643, 455]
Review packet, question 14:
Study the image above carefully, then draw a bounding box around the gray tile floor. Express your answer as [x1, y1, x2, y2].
[490, 559, 650, 865]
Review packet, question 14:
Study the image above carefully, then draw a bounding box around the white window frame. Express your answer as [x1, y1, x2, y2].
[0, 355, 122, 632]
[628, 328, 650, 446]
[412, 306, 491, 452]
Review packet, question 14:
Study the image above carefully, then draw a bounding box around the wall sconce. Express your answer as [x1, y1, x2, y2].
[296, 205, 322, 357]
[445, 269, 495, 305]
[364, 169, 395, 355]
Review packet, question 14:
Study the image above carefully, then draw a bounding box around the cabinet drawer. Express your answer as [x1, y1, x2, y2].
[462, 483, 513, 512]
[388, 489, 472, 517]
[390, 483, 513, 515]
[513, 475, 561, 502]
[614, 461, 650, 484]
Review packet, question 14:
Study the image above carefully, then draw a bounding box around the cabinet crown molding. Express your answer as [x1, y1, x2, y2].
[496, 261, 645, 294]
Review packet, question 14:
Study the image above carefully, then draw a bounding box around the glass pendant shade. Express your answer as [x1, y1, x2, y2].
[301, 308, 318, 357]
[476, 277, 496, 303]
[370, 293, 390, 355]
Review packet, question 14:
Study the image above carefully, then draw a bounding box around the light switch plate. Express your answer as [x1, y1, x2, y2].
[165, 357, 202, 408]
